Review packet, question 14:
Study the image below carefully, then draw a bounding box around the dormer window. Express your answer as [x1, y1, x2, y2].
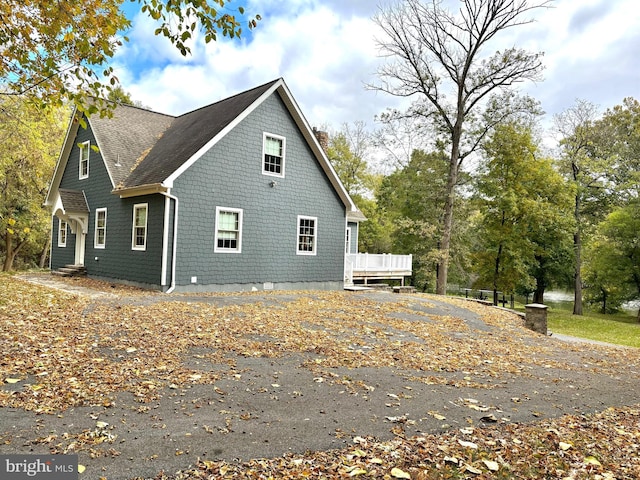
[263, 133, 285, 177]
[79, 141, 90, 179]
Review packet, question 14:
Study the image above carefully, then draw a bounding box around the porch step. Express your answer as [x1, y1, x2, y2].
[52, 264, 87, 277]
[393, 286, 417, 294]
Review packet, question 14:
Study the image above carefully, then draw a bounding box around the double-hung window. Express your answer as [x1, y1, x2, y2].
[215, 207, 243, 253]
[94, 208, 107, 248]
[58, 220, 67, 247]
[263, 133, 285, 177]
[132, 204, 148, 251]
[297, 216, 317, 255]
[79, 141, 90, 179]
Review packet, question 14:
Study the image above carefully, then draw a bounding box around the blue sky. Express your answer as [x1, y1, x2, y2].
[112, 0, 640, 146]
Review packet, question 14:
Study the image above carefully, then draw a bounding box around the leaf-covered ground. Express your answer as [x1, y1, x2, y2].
[1, 274, 640, 479]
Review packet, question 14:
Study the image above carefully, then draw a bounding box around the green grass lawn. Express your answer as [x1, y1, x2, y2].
[547, 308, 640, 348]
[476, 293, 640, 348]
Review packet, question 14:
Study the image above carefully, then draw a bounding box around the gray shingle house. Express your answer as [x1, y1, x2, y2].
[44, 79, 364, 292]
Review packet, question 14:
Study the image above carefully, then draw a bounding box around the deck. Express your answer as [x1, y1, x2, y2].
[345, 253, 412, 286]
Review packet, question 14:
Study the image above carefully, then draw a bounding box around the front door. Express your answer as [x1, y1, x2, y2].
[73, 221, 86, 266]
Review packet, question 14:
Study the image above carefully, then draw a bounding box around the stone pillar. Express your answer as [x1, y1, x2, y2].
[525, 303, 548, 335]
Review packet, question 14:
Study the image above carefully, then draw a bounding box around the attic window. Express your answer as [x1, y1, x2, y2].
[263, 133, 285, 177]
[79, 141, 90, 179]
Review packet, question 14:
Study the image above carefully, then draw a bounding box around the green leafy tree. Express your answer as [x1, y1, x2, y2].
[0, 0, 259, 115]
[371, 0, 548, 295]
[555, 100, 618, 315]
[584, 202, 640, 320]
[325, 124, 393, 254]
[378, 149, 472, 291]
[0, 97, 67, 270]
[594, 98, 640, 201]
[473, 122, 574, 304]
[326, 122, 375, 198]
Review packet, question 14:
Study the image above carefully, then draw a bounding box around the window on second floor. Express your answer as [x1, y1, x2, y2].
[94, 208, 107, 248]
[132, 204, 148, 251]
[262, 133, 285, 177]
[79, 141, 90, 179]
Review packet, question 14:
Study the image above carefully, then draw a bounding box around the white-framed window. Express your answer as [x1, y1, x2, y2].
[297, 215, 317, 255]
[214, 207, 243, 253]
[79, 141, 90, 179]
[345, 226, 352, 254]
[58, 220, 67, 247]
[262, 133, 286, 177]
[132, 203, 148, 251]
[94, 208, 107, 248]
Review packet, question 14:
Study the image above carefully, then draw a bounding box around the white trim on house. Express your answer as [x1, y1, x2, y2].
[44, 110, 80, 208]
[132, 203, 148, 251]
[296, 215, 318, 256]
[58, 220, 67, 247]
[262, 132, 286, 178]
[214, 206, 243, 253]
[78, 141, 90, 179]
[94, 208, 107, 249]
[163, 82, 282, 189]
[345, 226, 352, 254]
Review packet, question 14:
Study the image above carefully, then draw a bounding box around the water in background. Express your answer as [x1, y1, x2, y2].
[545, 291, 638, 314]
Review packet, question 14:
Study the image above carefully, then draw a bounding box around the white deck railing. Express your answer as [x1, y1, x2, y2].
[345, 253, 412, 284]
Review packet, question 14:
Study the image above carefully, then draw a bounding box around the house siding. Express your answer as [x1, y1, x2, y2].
[51, 216, 76, 269]
[171, 93, 346, 290]
[51, 121, 166, 288]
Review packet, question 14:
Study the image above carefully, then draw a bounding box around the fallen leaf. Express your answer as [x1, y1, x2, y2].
[77, 464, 86, 473]
[428, 411, 447, 420]
[458, 439, 478, 449]
[584, 456, 602, 466]
[4, 378, 21, 384]
[482, 459, 500, 471]
[349, 467, 368, 476]
[463, 464, 482, 474]
[559, 442, 572, 451]
[390, 467, 411, 479]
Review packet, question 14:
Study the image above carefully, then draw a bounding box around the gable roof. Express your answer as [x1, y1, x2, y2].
[121, 79, 279, 189]
[46, 79, 357, 213]
[89, 106, 174, 187]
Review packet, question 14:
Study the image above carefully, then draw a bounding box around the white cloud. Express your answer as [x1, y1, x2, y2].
[113, 0, 640, 138]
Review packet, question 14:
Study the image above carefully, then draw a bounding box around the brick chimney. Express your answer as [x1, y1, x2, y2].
[312, 127, 329, 152]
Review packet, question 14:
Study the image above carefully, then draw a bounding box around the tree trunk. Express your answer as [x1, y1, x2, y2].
[493, 242, 503, 306]
[436, 127, 461, 295]
[3, 232, 27, 272]
[533, 286, 545, 304]
[39, 236, 51, 269]
[3, 232, 13, 271]
[573, 191, 583, 315]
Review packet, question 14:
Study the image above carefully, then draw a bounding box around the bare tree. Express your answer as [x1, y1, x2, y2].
[371, 0, 549, 294]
